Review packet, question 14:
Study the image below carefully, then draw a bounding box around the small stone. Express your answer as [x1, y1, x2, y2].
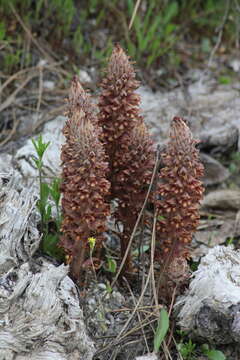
[78, 70, 91, 83]
[43, 80, 55, 90]
[98, 283, 107, 291]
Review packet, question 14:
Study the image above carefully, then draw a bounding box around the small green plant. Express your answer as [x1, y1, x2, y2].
[105, 280, 113, 294]
[32, 135, 51, 234]
[32, 135, 64, 260]
[177, 338, 197, 359]
[218, 75, 232, 85]
[176, 331, 226, 360]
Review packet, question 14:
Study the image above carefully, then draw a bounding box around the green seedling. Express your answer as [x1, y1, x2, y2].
[32, 135, 64, 260]
[177, 339, 197, 359]
[32, 135, 51, 234]
[105, 280, 113, 294]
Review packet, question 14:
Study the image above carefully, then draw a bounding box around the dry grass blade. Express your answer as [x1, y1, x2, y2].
[0, 71, 38, 112]
[0, 66, 38, 94]
[172, 336, 184, 360]
[150, 212, 158, 307]
[0, 110, 20, 146]
[0, 62, 67, 95]
[9, 3, 55, 64]
[123, 277, 150, 353]
[95, 313, 159, 357]
[129, 0, 141, 30]
[32, 105, 66, 132]
[114, 268, 152, 344]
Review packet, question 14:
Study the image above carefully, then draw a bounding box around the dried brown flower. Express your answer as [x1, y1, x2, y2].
[60, 76, 110, 281]
[155, 117, 204, 263]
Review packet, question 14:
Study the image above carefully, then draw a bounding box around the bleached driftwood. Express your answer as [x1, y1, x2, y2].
[0, 173, 40, 275]
[176, 245, 240, 344]
[0, 172, 95, 359]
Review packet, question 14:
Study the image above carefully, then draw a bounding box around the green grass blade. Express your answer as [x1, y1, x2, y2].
[153, 308, 169, 353]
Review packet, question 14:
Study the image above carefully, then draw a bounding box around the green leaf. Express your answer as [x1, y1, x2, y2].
[106, 256, 117, 273]
[163, 2, 178, 25]
[132, 245, 150, 257]
[105, 281, 113, 294]
[164, 23, 176, 36]
[31, 135, 50, 159]
[205, 350, 226, 360]
[0, 22, 6, 41]
[127, 41, 136, 58]
[49, 178, 61, 206]
[153, 308, 169, 353]
[44, 204, 52, 222]
[218, 76, 231, 85]
[141, 15, 162, 52]
[40, 182, 50, 205]
[32, 156, 42, 169]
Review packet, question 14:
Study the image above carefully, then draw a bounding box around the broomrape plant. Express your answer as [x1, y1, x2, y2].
[58, 44, 204, 289]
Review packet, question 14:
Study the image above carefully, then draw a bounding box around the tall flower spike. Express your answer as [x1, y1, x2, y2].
[98, 45, 155, 274]
[155, 117, 204, 264]
[115, 123, 155, 272]
[60, 77, 110, 282]
[98, 44, 142, 174]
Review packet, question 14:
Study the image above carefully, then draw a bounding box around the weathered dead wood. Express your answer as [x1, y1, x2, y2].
[176, 245, 240, 344]
[0, 172, 95, 359]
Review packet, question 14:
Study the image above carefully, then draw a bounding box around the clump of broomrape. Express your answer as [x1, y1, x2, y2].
[60, 45, 204, 286]
[60, 76, 110, 281]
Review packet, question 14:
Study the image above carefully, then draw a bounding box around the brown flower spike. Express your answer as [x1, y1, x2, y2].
[60, 77, 110, 281]
[98, 44, 142, 177]
[155, 117, 204, 264]
[115, 123, 155, 272]
[98, 45, 155, 273]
